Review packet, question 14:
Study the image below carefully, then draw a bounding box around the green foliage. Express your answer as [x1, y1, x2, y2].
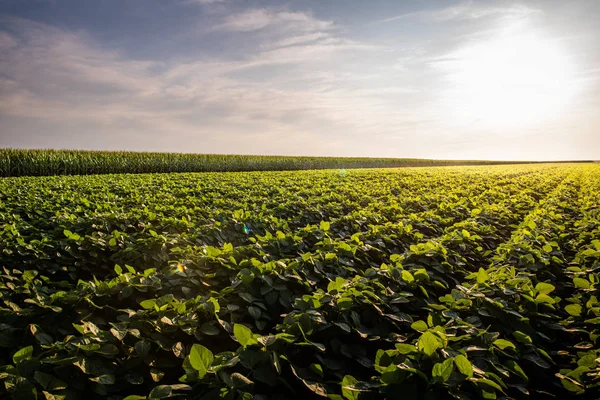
[417, 331, 441, 357]
[454, 355, 473, 378]
[188, 344, 213, 378]
[0, 163, 599, 399]
[233, 324, 256, 348]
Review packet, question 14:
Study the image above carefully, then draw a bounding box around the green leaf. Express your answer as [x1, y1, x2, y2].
[535, 282, 555, 295]
[525, 220, 536, 230]
[189, 344, 213, 378]
[477, 268, 489, 284]
[135, 340, 151, 357]
[248, 305, 262, 320]
[418, 331, 441, 357]
[577, 353, 598, 368]
[327, 279, 341, 293]
[573, 278, 591, 289]
[559, 374, 585, 393]
[109, 238, 117, 247]
[493, 339, 516, 351]
[148, 385, 172, 399]
[474, 378, 503, 392]
[414, 269, 430, 282]
[320, 221, 330, 231]
[13, 345, 33, 364]
[454, 354, 473, 378]
[523, 354, 551, 369]
[565, 304, 582, 317]
[140, 299, 156, 310]
[334, 322, 351, 333]
[309, 363, 324, 378]
[34, 332, 53, 346]
[395, 343, 417, 354]
[337, 297, 353, 310]
[432, 358, 454, 383]
[512, 331, 532, 345]
[542, 244, 553, 252]
[233, 323, 255, 348]
[34, 371, 68, 391]
[410, 320, 428, 332]
[535, 293, 555, 305]
[401, 270, 414, 284]
[504, 360, 528, 381]
[341, 375, 359, 400]
[199, 323, 220, 336]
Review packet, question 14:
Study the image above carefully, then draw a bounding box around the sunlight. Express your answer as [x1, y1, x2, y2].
[441, 28, 579, 129]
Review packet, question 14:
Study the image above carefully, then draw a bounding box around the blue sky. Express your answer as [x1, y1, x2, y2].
[0, 0, 598, 160]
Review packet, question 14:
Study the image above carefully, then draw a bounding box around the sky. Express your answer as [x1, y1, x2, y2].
[0, 0, 598, 160]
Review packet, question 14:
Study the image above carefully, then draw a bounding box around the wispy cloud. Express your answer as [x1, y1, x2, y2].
[181, 0, 226, 5]
[212, 8, 334, 33]
[1, 1, 598, 160]
[377, 1, 540, 24]
[0, 14, 416, 155]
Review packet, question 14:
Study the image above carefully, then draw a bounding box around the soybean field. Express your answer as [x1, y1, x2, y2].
[0, 163, 599, 399]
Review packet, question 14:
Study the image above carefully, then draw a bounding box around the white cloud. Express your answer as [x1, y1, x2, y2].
[269, 32, 329, 48]
[182, 0, 225, 5]
[2, 2, 597, 160]
[213, 8, 334, 33]
[0, 15, 417, 155]
[378, 1, 540, 24]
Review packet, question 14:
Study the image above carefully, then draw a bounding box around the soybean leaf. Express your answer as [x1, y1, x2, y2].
[432, 358, 454, 383]
[418, 331, 441, 356]
[454, 355, 473, 378]
[565, 304, 582, 317]
[13, 346, 34, 364]
[234, 324, 256, 348]
[341, 375, 359, 400]
[189, 344, 213, 378]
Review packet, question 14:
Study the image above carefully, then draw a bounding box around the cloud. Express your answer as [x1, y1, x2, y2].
[269, 32, 329, 48]
[3, 2, 594, 160]
[378, 1, 540, 24]
[181, 0, 225, 5]
[213, 8, 334, 33]
[0, 14, 417, 156]
[0, 17, 160, 119]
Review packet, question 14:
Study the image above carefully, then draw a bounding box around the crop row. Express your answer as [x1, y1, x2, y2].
[0, 165, 563, 281]
[0, 164, 598, 399]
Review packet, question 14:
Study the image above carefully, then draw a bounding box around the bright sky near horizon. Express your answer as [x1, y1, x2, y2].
[0, 0, 598, 160]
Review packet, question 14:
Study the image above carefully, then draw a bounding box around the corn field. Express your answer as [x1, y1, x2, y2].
[0, 148, 587, 177]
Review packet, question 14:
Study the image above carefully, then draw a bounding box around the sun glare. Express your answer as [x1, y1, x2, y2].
[441, 29, 579, 129]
